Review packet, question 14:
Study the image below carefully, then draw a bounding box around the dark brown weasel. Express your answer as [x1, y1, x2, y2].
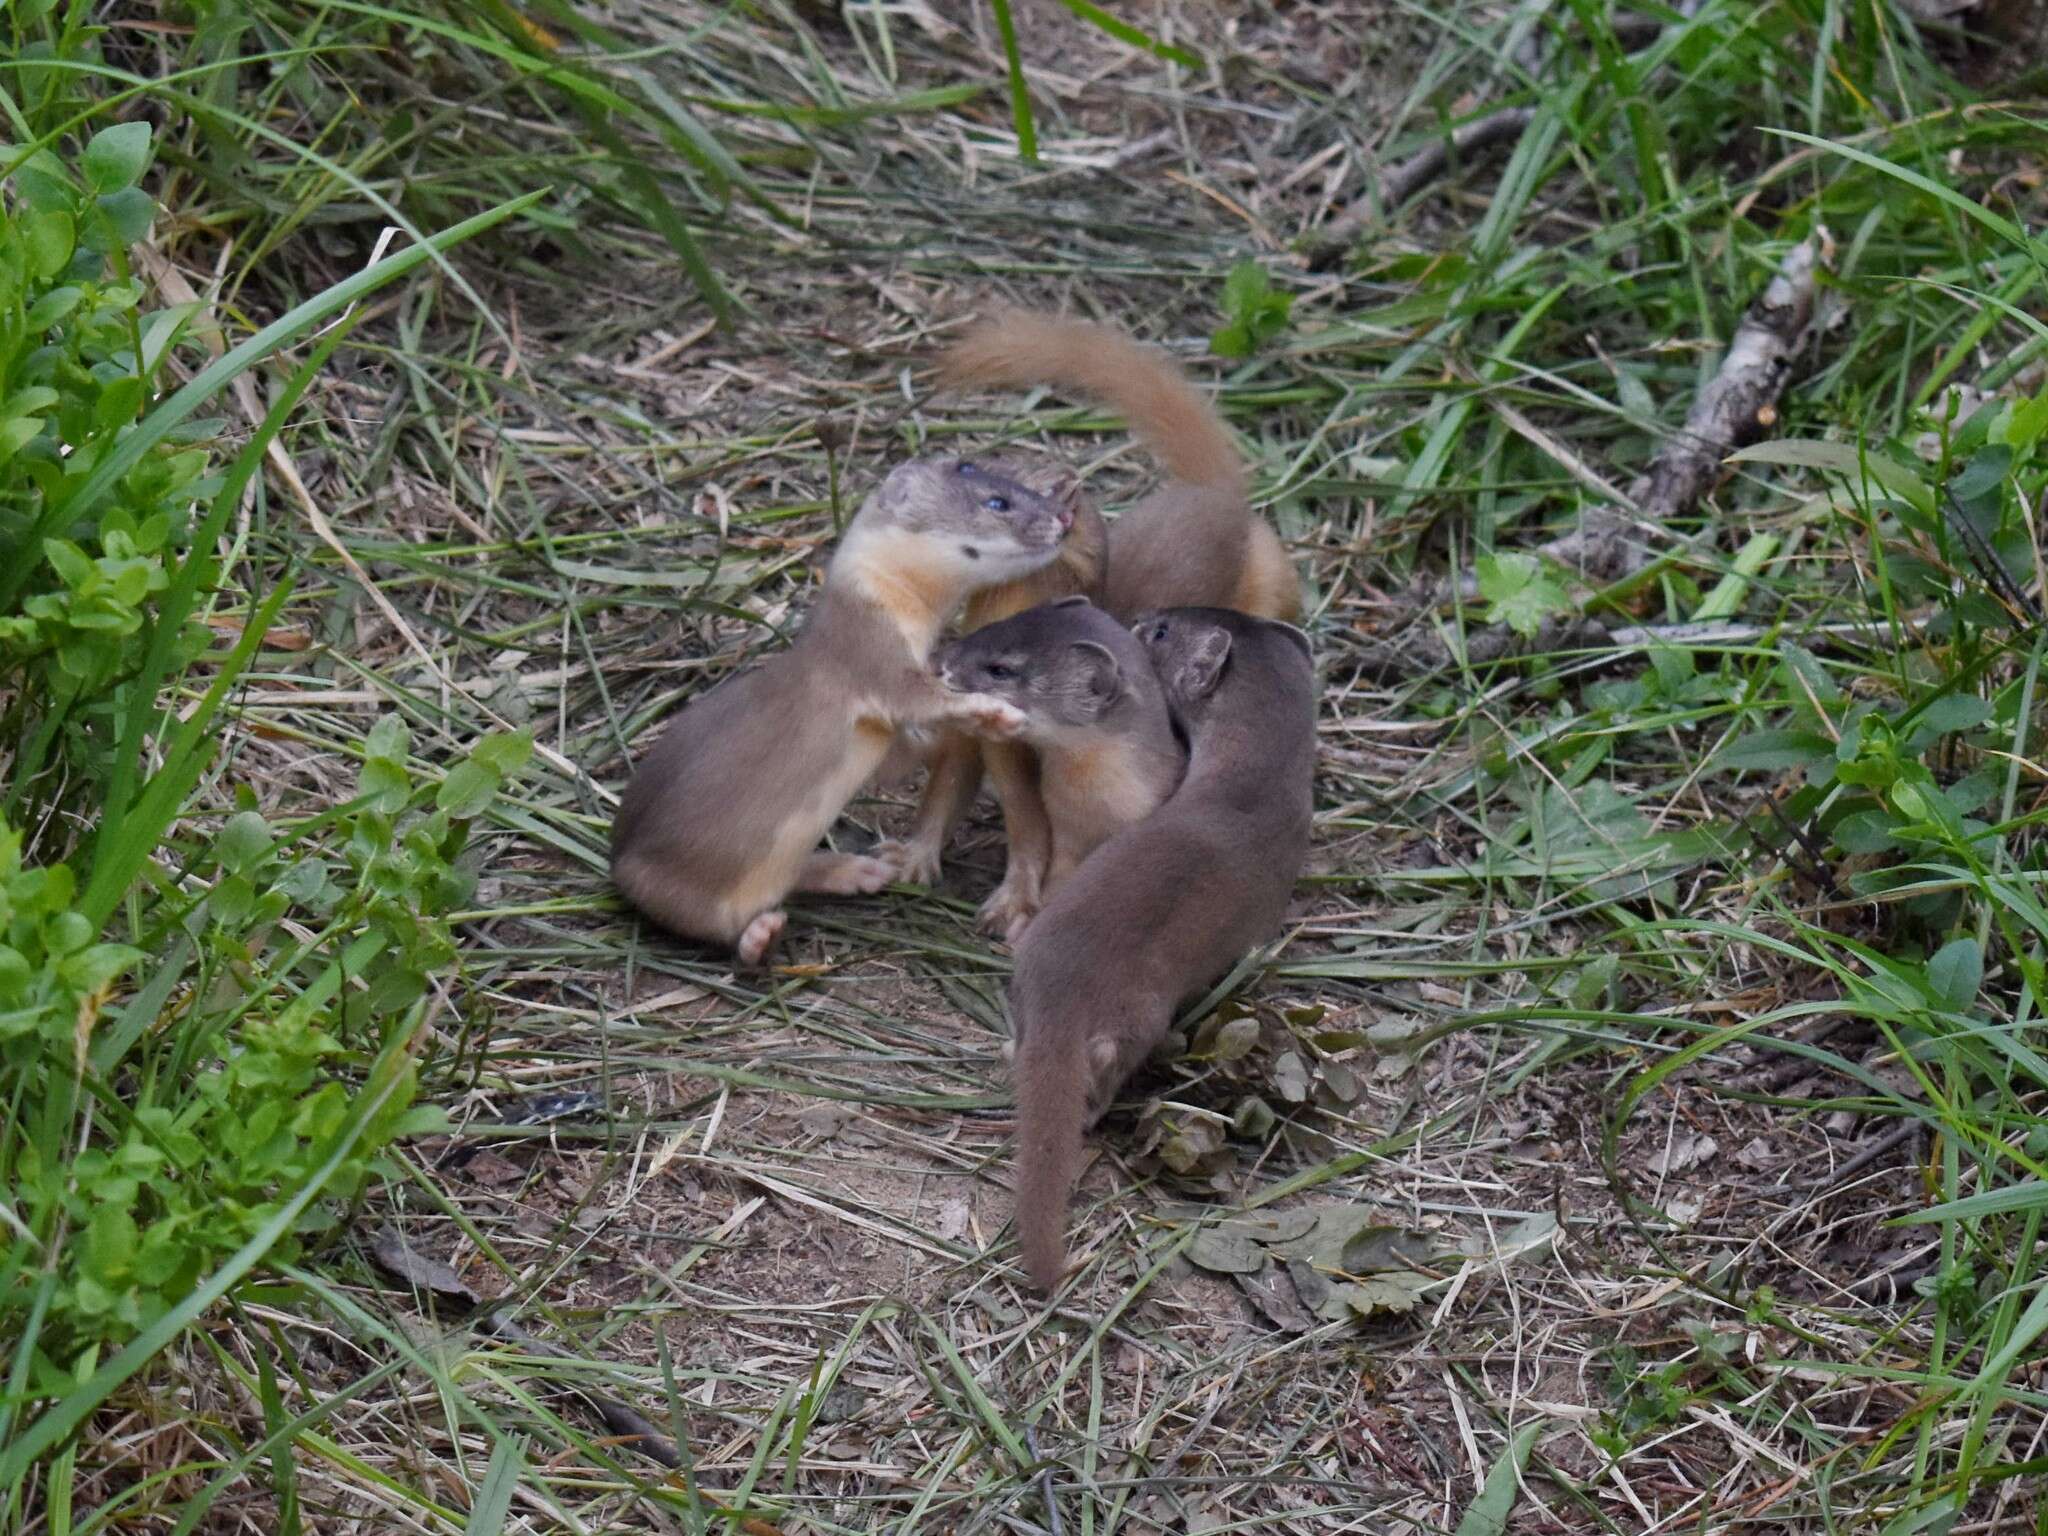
[610, 456, 1075, 966]
[887, 309, 1303, 935]
[1007, 607, 1316, 1293]
[934, 596, 1184, 939]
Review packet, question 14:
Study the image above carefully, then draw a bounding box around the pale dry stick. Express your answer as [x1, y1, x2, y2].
[726, 1164, 968, 1264]
[1544, 238, 1824, 586]
[1361, 237, 1828, 678]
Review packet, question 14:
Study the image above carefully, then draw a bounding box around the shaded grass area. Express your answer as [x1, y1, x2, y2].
[9, 0, 2048, 1531]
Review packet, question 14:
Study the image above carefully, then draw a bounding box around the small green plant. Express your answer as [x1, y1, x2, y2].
[0, 121, 217, 827]
[0, 720, 529, 1353]
[1590, 1336, 1727, 1458]
[1210, 259, 1294, 358]
[1474, 550, 1572, 638]
[0, 105, 535, 1482]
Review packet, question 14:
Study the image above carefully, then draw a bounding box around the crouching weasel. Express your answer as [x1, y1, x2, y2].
[933, 595, 1184, 932]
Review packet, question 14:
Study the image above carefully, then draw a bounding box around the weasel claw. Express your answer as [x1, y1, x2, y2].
[977, 878, 1040, 941]
[873, 838, 943, 887]
[957, 694, 1027, 740]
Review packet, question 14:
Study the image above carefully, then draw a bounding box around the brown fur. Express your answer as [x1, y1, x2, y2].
[937, 309, 1302, 623]
[1007, 608, 1316, 1292]
[885, 310, 1301, 923]
[936, 597, 1185, 938]
[610, 456, 1074, 964]
[870, 467, 1105, 892]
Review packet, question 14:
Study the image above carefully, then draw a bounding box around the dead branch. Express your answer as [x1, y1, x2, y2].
[1304, 106, 1535, 271]
[1381, 107, 1537, 213]
[1543, 237, 1822, 585]
[1356, 236, 1826, 680]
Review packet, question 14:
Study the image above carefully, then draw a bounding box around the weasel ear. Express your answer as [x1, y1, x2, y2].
[1266, 619, 1312, 663]
[1034, 463, 1084, 516]
[1068, 640, 1122, 718]
[1051, 594, 1092, 611]
[1175, 627, 1233, 702]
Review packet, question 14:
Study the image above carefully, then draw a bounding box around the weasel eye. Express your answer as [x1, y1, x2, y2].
[985, 662, 1015, 681]
[956, 461, 976, 475]
[982, 494, 1010, 512]
[1148, 621, 1170, 642]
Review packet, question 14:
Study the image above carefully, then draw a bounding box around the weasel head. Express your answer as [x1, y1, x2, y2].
[855, 452, 1076, 588]
[934, 596, 1149, 742]
[1135, 606, 1312, 724]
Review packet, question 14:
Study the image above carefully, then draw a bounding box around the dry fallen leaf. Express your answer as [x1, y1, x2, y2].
[1648, 1131, 1719, 1176]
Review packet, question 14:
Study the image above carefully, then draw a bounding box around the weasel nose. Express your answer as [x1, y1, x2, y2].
[1055, 507, 1074, 534]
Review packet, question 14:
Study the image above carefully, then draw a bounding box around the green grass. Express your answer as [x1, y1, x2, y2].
[4, 0, 2048, 1531]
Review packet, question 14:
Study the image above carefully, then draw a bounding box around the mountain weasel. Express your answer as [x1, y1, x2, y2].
[611, 456, 1076, 965]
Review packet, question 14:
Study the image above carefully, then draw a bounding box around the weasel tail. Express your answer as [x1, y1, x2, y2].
[1013, 1026, 1089, 1293]
[938, 311, 1244, 494]
[938, 309, 1300, 623]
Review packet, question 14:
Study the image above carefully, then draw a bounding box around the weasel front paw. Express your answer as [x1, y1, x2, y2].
[977, 877, 1040, 943]
[872, 837, 943, 887]
[954, 693, 1026, 740]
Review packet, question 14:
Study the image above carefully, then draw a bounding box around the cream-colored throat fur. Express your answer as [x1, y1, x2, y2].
[832, 528, 967, 655]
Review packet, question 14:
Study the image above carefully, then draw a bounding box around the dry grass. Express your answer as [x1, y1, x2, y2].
[31, 1, 2048, 1531]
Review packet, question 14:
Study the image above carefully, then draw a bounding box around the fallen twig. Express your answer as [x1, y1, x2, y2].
[1360, 236, 1828, 678]
[1546, 238, 1823, 585]
[1819, 1119, 1928, 1192]
[1304, 106, 1535, 271]
[1024, 1425, 1065, 1536]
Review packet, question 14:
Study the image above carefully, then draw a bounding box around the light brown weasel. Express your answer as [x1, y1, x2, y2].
[934, 596, 1184, 939]
[1008, 607, 1316, 1293]
[610, 456, 1076, 966]
[889, 309, 1303, 937]
[869, 460, 1107, 905]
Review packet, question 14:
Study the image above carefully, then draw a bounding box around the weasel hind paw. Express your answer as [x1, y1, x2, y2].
[977, 879, 1039, 943]
[736, 910, 787, 967]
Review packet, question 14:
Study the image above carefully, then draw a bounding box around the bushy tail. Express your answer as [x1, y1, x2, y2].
[1013, 1030, 1088, 1293]
[938, 310, 1244, 494]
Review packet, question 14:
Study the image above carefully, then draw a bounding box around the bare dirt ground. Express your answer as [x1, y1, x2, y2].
[168, 3, 2048, 1531]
